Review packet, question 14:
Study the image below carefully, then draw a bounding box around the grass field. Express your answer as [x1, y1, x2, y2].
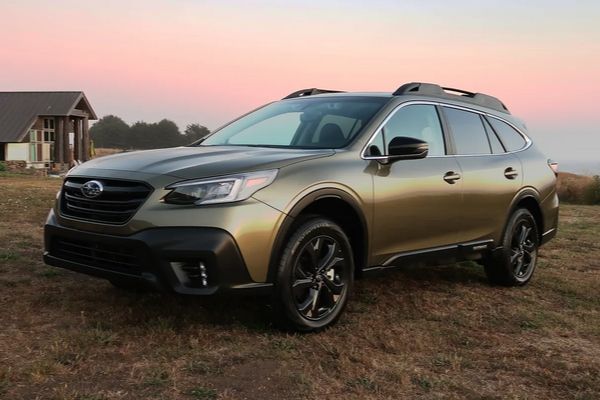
[0, 174, 599, 400]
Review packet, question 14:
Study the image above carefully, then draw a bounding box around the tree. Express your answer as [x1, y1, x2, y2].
[90, 115, 208, 150]
[129, 121, 152, 149]
[89, 115, 130, 148]
[183, 123, 211, 144]
[155, 119, 186, 148]
[129, 119, 186, 149]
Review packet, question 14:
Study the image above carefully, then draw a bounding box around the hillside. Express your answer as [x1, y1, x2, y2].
[557, 171, 598, 204]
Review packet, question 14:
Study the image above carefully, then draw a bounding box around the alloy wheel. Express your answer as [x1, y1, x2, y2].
[291, 235, 348, 320]
[510, 220, 537, 279]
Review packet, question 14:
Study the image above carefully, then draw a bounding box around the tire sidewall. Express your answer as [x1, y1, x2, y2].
[275, 218, 354, 331]
[500, 208, 539, 285]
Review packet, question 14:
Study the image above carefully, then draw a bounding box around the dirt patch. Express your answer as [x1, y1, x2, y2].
[204, 359, 303, 400]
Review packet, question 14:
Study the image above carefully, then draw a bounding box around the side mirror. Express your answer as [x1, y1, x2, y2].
[387, 136, 428, 160]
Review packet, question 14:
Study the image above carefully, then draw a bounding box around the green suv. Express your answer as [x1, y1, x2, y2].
[44, 82, 559, 331]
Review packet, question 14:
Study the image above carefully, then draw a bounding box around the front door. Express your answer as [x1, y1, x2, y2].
[367, 104, 463, 264]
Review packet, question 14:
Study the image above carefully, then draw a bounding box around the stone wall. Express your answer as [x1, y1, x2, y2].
[3, 160, 27, 171]
[1, 160, 47, 176]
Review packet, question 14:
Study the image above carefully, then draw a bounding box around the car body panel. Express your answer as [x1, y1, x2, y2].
[79, 145, 334, 180]
[252, 150, 375, 263]
[454, 153, 522, 244]
[370, 157, 463, 263]
[516, 144, 559, 235]
[54, 184, 285, 282]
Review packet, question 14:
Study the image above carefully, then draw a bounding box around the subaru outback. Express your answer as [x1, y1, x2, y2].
[44, 82, 559, 331]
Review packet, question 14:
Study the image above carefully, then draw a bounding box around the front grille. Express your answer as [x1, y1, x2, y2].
[60, 177, 152, 224]
[50, 237, 142, 274]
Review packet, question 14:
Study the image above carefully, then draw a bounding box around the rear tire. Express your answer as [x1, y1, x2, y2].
[484, 208, 539, 286]
[272, 217, 354, 332]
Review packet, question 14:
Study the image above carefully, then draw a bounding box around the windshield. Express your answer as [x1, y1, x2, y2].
[200, 96, 389, 149]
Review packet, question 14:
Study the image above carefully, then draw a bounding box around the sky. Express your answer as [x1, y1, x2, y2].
[1, 0, 599, 167]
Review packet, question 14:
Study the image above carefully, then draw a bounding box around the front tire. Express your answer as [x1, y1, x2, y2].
[272, 217, 354, 332]
[484, 208, 539, 286]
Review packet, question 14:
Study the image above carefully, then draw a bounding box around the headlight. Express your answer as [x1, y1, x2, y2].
[163, 169, 278, 205]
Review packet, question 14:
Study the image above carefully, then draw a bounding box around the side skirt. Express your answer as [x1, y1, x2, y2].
[361, 239, 494, 275]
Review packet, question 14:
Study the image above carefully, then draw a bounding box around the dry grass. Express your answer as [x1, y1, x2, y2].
[557, 172, 596, 204]
[93, 148, 126, 158]
[0, 174, 599, 399]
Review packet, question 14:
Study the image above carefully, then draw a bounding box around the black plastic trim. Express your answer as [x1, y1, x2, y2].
[266, 188, 369, 282]
[505, 188, 545, 244]
[282, 88, 344, 99]
[44, 214, 263, 295]
[362, 239, 494, 275]
[60, 176, 153, 225]
[541, 228, 557, 246]
[393, 82, 510, 114]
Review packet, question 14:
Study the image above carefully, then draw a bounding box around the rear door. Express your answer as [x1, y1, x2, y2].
[368, 103, 463, 263]
[441, 106, 521, 244]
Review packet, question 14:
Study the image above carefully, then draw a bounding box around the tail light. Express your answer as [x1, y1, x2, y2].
[548, 159, 559, 176]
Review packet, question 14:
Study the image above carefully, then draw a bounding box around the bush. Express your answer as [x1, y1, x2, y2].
[583, 175, 600, 205]
[556, 173, 592, 204]
[0, 161, 5, 172]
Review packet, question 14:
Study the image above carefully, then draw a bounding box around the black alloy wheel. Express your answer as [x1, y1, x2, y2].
[292, 235, 347, 320]
[273, 217, 354, 331]
[510, 219, 537, 280]
[484, 208, 539, 286]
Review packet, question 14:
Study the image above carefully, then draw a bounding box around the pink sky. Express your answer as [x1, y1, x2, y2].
[1, 0, 599, 164]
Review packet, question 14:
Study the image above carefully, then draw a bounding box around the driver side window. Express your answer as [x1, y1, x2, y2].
[367, 104, 445, 157]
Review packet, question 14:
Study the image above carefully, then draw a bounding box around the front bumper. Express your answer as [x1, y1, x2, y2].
[43, 211, 272, 295]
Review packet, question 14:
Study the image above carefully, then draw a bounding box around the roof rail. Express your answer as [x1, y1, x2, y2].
[393, 82, 510, 114]
[282, 88, 344, 100]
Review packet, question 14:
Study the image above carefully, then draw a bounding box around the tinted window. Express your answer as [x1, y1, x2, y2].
[310, 114, 362, 144]
[488, 117, 527, 151]
[228, 113, 301, 145]
[381, 104, 445, 156]
[443, 107, 491, 155]
[482, 118, 505, 154]
[366, 130, 385, 156]
[202, 97, 388, 149]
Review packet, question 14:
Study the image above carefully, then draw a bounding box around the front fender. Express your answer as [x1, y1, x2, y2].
[264, 186, 370, 283]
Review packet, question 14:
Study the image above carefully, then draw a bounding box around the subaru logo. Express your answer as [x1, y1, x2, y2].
[81, 180, 104, 198]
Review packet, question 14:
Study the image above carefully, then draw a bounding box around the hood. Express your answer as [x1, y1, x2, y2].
[76, 146, 334, 180]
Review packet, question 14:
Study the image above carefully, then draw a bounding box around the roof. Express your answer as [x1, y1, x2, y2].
[0, 91, 97, 143]
[392, 82, 510, 114]
[282, 82, 510, 114]
[282, 90, 393, 99]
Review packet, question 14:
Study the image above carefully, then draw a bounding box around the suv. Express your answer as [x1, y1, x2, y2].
[44, 82, 559, 331]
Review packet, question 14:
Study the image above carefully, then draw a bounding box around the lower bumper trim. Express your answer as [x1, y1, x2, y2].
[44, 213, 267, 295]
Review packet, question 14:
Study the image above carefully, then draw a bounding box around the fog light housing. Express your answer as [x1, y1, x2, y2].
[170, 261, 209, 287]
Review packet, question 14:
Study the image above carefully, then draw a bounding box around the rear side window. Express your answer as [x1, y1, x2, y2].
[443, 107, 491, 155]
[482, 118, 505, 154]
[488, 117, 527, 152]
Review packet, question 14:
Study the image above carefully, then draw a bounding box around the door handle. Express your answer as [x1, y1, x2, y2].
[504, 167, 519, 179]
[443, 171, 461, 184]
